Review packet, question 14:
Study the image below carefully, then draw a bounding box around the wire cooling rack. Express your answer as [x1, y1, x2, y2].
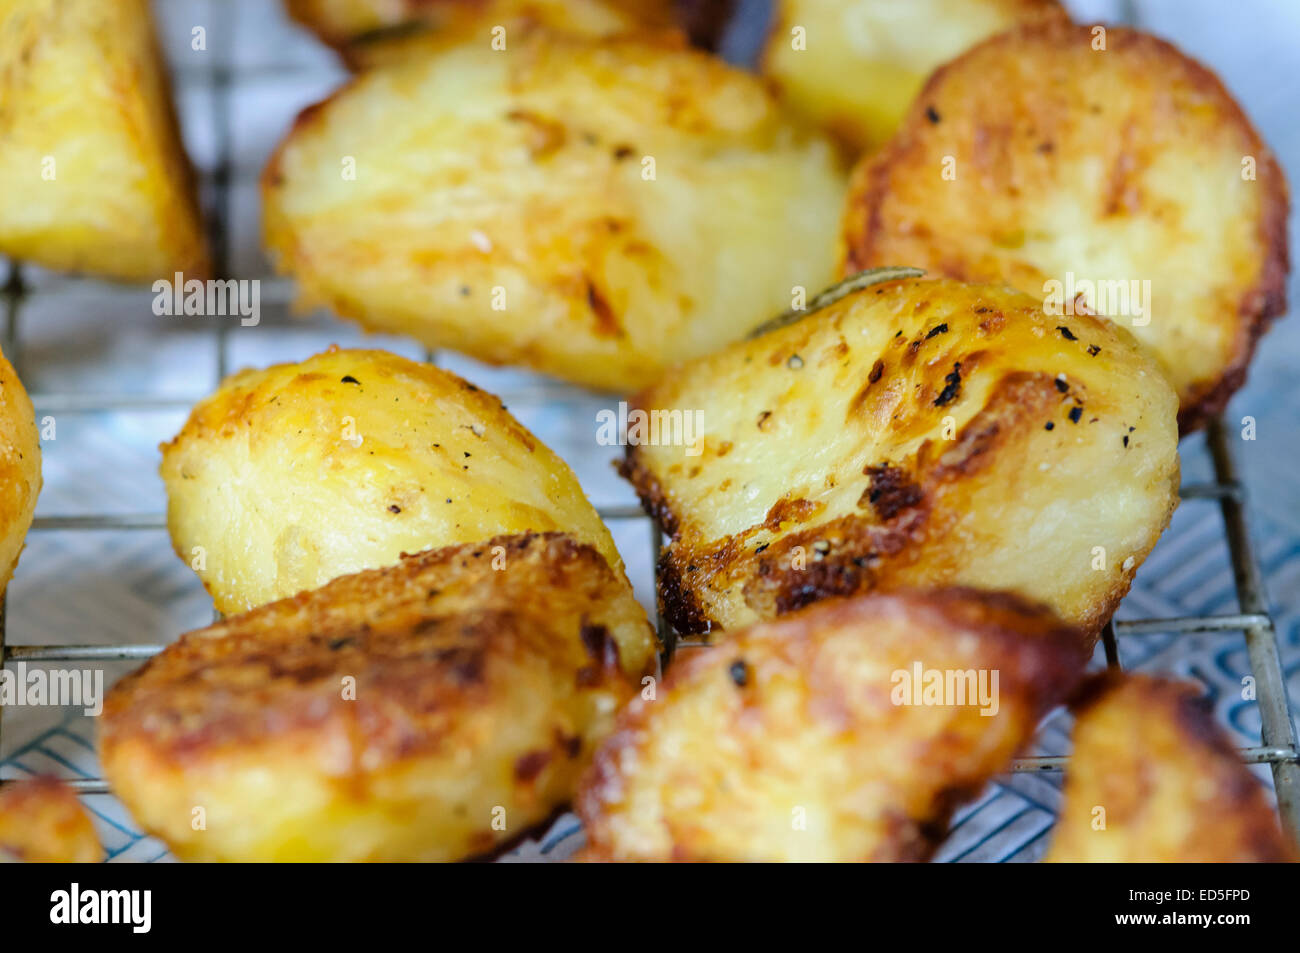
[0, 0, 1297, 857]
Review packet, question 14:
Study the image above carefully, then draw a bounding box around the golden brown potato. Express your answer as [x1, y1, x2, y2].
[0, 777, 102, 863]
[0, 0, 208, 282]
[1047, 675, 1298, 862]
[761, 0, 1068, 155]
[101, 533, 657, 862]
[578, 588, 1086, 862]
[160, 348, 628, 614]
[0, 345, 40, 598]
[262, 33, 845, 392]
[284, 0, 732, 64]
[842, 21, 1289, 433]
[621, 274, 1180, 639]
[285, 0, 670, 47]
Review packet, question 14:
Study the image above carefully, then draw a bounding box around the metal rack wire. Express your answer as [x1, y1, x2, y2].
[0, 0, 1297, 856]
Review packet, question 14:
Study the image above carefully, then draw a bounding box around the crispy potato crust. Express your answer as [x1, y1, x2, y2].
[761, 0, 1067, 155]
[0, 345, 40, 597]
[100, 532, 657, 862]
[0, 0, 208, 282]
[160, 347, 626, 613]
[578, 588, 1087, 862]
[842, 21, 1289, 433]
[622, 276, 1179, 639]
[0, 777, 102, 863]
[262, 34, 845, 391]
[1046, 674, 1298, 862]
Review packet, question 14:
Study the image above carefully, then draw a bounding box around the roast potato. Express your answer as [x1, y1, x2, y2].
[761, 0, 1067, 155]
[621, 274, 1180, 638]
[284, 0, 732, 64]
[1046, 674, 1297, 862]
[0, 345, 40, 598]
[100, 532, 658, 862]
[0, 777, 102, 863]
[285, 0, 674, 48]
[262, 33, 845, 392]
[577, 588, 1087, 862]
[0, 0, 208, 282]
[841, 21, 1289, 433]
[160, 348, 626, 613]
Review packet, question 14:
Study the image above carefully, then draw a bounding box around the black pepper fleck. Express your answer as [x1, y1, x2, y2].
[341, 375, 360, 384]
[926, 105, 941, 124]
[925, 323, 949, 339]
[1068, 406, 1083, 424]
[388, 504, 401, 513]
[729, 660, 749, 687]
[1057, 326, 1078, 341]
[1087, 344, 1101, 356]
[1054, 377, 1068, 393]
[1045, 421, 1055, 431]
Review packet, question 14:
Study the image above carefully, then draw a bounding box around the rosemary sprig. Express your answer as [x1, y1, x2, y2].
[747, 266, 925, 340]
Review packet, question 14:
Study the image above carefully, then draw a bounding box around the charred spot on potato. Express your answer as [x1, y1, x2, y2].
[580, 623, 621, 671]
[557, 731, 583, 759]
[513, 750, 552, 784]
[860, 464, 924, 521]
[770, 561, 868, 616]
[933, 363, 962, 407]
[657, 552, 715, 637]
[764, 495, 820, 530]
